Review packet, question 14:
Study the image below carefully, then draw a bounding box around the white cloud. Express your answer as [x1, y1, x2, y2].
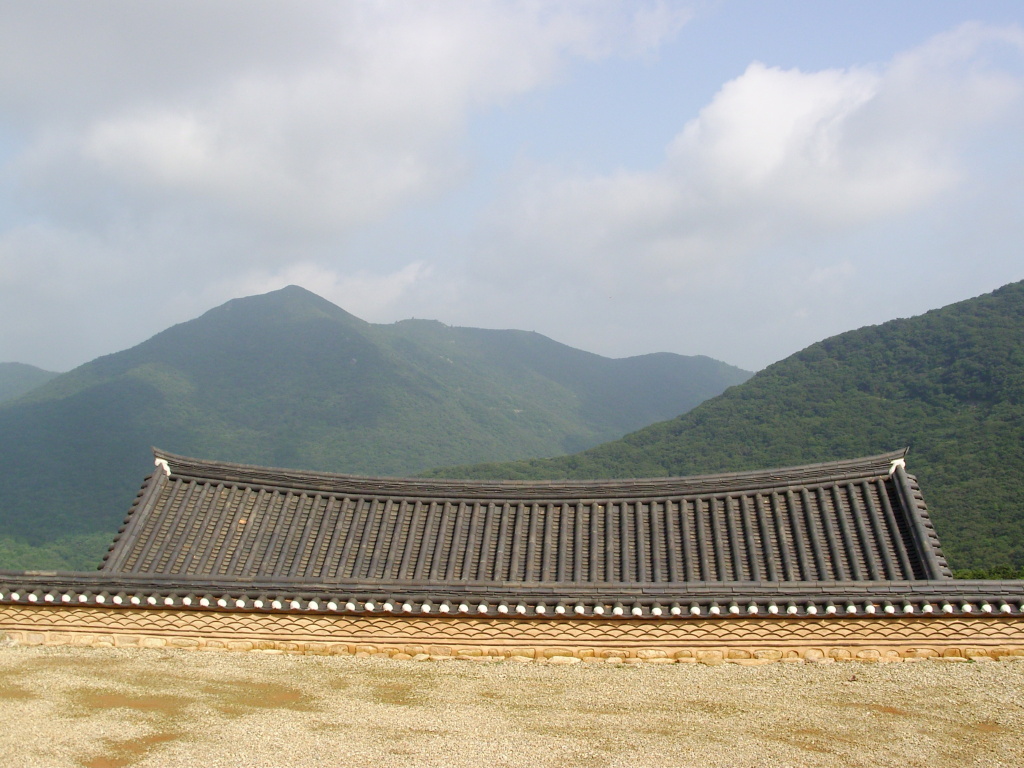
[668, 63, 881, 195]
[482, 22, 1024, 288]
[6, 1, 689, 241]
[3, 9, 1022, 375]
[0, 1, 692, 368]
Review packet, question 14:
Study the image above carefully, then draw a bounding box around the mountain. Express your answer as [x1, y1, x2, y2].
[0, 285, 750, 569]
[0, 362, 60, 403]
[427, 280, 1024, 572]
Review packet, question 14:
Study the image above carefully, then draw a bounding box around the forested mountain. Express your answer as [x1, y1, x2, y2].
[0, 362, 60, 403]
[428, 281, 1024, 571]
[0, 285, 749, 569]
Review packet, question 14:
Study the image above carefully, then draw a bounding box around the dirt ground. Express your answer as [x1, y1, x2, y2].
[0, 645, 1022, 768]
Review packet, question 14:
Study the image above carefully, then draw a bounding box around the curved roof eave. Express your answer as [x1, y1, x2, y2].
[151, 447, 910, 501]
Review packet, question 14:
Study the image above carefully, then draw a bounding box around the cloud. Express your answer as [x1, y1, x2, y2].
[482, 22, 1024, 290]
[3, 9, 1021, 374]
[0, 1, 690, 368]
[6, 1, 689, 241]
[424, 21, 1024, 370]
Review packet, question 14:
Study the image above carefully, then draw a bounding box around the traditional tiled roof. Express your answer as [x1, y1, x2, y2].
[3, 449, 1024, 620]
[97, 448, 950, 595]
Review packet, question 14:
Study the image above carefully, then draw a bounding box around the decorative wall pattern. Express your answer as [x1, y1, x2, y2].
[3, 605, 1023, 661]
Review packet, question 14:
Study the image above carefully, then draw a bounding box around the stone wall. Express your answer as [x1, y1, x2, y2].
[3, 604, 1024, 664]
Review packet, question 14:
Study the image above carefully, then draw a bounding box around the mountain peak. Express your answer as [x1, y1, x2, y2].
[212, 285, 368, 326]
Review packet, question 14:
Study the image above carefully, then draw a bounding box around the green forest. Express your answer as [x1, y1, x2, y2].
[0, 363, 59, 404]
[0, 286, 748, 570]
[3, 281, 1024, 575]
[428, 280, 1024, 574]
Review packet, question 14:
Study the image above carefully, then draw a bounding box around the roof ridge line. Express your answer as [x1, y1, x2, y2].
[150, 448, 910, 500]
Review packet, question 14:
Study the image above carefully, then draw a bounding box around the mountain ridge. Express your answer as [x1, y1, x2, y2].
[0, 285, 751, 569]
[425, 280, 1024, 571]
[0, 362, 61, 404]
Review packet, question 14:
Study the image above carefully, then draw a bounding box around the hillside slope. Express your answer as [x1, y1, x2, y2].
[428, 281, 1024, 570]
[0, 362, 60, 403]
[0, 286, 749, 568]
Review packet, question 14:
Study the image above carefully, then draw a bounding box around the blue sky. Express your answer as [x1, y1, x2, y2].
[2, 1, 1023, 372]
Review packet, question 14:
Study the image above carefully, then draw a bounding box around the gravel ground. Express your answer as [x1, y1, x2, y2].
[0, 646, 1022, 768]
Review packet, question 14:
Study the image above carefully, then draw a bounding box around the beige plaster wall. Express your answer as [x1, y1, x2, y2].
[3, 604, 1024, 664]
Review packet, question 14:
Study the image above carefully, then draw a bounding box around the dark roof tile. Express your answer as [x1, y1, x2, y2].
[99, 449, 951, 591]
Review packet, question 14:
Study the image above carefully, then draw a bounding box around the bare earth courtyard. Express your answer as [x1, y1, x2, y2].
[0, 646, 1021, 768]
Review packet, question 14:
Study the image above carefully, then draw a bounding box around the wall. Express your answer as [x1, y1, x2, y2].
[3, 604, 1024, 664]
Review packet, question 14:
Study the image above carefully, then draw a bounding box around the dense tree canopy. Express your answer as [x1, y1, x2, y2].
[429, 281, 1024, 572]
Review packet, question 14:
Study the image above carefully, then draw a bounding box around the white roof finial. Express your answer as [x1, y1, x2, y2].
[154, 457, 171, 476]
[888, 457, 906, 475]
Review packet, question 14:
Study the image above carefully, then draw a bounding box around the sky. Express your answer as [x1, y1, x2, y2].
[2, 1, 1024, 373]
